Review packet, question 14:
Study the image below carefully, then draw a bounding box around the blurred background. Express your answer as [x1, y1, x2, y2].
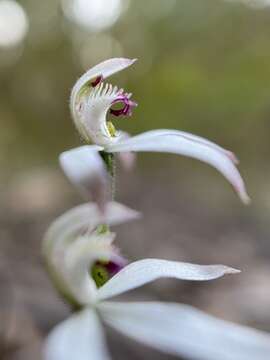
[1, 0, 270, 358]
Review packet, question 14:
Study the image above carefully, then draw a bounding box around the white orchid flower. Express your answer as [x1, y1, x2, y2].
[42, 202, 270, 360]
[68, 57, 250, 204]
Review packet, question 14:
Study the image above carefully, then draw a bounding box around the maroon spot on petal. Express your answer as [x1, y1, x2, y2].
[96, 259, 126, 277]
[91, 75, 103, 87]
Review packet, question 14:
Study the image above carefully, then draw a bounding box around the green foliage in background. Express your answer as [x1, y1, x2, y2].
[1, 0, 270, 178]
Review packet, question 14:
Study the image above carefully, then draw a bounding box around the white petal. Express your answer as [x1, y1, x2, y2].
[106, 129, 250, 204]
[96, 259, 239, 301]
[42, 202, 140, 304]
[44, 308, 111, 360]
[114, 129, 239, 164]
[70, 58, 137, 143]
[99, 301, 270, 360]
[43, 201, 140, 258]
[117, 151, 136, 171]
[71, 58, 137, 109]
[64, 232, 124, 304]
[115, 131, 136, 171]
[59, 145, 108, 211]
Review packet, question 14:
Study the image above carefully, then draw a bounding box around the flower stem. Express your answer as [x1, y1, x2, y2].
[100, 151, 116, 200]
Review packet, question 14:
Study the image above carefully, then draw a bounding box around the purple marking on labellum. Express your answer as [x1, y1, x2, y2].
[96, 259, 126, 277]
[91, 75, 103, 87]
[110, 94, 137, 117]
[106, 261, 124, 275]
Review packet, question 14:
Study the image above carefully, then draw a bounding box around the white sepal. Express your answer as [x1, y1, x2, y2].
[99, 301, 270, 360]
[96, 259, 239, 301]
[44, 308, 111, 360]
[115, 131, 136, 171]
[43, 201, 140, 259]
[59, 145, 108, 211]
[106, 129, 250, 204]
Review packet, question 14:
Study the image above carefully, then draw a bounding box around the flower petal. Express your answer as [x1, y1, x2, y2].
[59, 145, 108, 211]
[96, 259, 239, 301]
[71, 58, 137, 108]
[42, 202, 140, 305]
[70, 58, 137, 140]
[115, 131, 136, 171]
[117, 151, 136, 171]
[113, 129, 239, 163]
[106, 129, 250, 204]
[43, 201, 140, 258]
[99, 301, 270, 360]
[64, 231, 125, 304]
[44, 308, 111, 360]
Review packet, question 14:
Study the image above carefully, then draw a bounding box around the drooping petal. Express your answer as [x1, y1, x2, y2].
[44, 308, 111, 360]
[112, 129, 239, 164]
[106, 129, 250, 204]
[117, 151, 136, 171]
[59, 145, 108, 211]
[115, 131, 136, 171]
[96, 259, 239, 301]
[42, 202, 140, 305]
[99, 301, 270, 360]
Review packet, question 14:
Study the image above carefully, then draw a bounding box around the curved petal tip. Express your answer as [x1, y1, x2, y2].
[107, 129, 250, 205]
[237, 185, 251, 205]
[224, 266, 241, 275]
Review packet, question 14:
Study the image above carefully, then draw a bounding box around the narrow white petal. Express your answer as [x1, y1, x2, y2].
[96, 259, 239, 301]
[99, 301, 270, 360]
[114, 129, 239, 164]
[59, 145, 107, 210]
[106, 129, 250, 204]
[44, 308, 111, 360]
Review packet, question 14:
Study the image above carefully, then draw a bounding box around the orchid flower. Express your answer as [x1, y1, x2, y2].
[67, 57, 250, 204]
[42, 202, 270, 360]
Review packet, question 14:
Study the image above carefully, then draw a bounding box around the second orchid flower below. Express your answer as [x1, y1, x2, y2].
[43, 202, 270, 360]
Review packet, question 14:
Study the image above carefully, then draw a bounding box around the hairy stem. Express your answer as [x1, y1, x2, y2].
[99, 151, 116, 200]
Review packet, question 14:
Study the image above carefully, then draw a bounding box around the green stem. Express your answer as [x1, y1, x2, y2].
[100, 151, 116, 200]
